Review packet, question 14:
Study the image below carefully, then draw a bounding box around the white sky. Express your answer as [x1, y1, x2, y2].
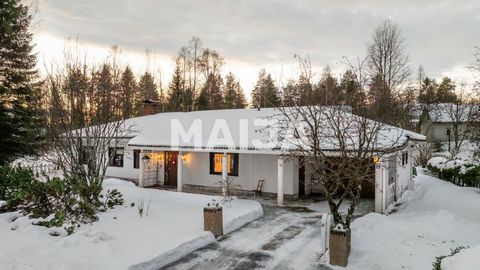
[32, 0, 480, 97]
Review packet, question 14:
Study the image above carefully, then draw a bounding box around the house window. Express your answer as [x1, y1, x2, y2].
[109, 147, 124, 167]
[401, 152, 409, 166]
[209, 152, 239, 176]
[133, 149, 140, 169]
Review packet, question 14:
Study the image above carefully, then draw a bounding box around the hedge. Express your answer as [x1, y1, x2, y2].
[428, 164, 480, 188]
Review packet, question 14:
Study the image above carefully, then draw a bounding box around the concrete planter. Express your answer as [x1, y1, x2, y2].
[203, 206, 223, 238]
[329, 228, 351, 267]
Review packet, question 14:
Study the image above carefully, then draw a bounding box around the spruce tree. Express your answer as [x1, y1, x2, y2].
[167, 63, 184, 112]
[120, 66, 137, 118]
[197, 73, 224, 110]
[339, 70, 364, 109]
[282, 80, 299, 106]
[137, 72, 159, 114]
[251, 69, 280, 108]
[94, 64, 115, 121]
[223, 72, 247, 109]
[0, 0, 43, 164]
[234, 81, 247, 109]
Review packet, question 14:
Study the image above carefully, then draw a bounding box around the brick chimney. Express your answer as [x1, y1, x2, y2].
[142, 99, 160, 116]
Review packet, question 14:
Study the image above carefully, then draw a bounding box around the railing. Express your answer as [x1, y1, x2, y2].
[15, 162, 59, 175]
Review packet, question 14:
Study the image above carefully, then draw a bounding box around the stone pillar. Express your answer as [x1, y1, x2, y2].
[277, 156, 284, 206]
[139, 150, 144, 187]
[177, 152, 183, 192]
[204, 204, 223, 238]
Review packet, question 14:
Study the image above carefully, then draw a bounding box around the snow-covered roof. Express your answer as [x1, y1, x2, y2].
[122, 107, 426, 154]
[426, 103, 479, 123]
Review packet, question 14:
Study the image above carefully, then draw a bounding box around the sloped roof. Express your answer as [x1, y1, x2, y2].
[124, 107, 425, 154]
[427, 103, 479, 123]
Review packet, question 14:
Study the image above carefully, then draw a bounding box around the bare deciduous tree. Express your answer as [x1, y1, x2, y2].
[367, 20, 410, 92]
[272, 105, 402, 228]
[43, 42, 133, 191]
[268, 56, 403, 228]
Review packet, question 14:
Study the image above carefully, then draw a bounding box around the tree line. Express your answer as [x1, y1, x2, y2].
[1, 0, 480, 164]
[252, 20, 479, 132]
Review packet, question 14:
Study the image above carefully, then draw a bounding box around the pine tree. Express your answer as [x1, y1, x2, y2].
[418, 77, 438, 104]
[251, 69, 280, 108]
[0, 0, 43, 164]
[120, 66, 137, 118]
[435, 77, 457, 103]
[167, 63, 184, 112]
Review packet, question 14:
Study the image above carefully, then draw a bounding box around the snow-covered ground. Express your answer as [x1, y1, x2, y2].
[338, 169, 480, 270]
[442, 245, 480, 270]
[0, 178, 263, 270]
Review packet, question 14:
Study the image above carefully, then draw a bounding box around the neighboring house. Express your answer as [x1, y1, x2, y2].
[100, 103, 425, 209]
[419, 103, 479, 143]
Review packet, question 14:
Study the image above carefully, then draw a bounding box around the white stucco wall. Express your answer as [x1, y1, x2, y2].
[105, 139, 140, 180]
[395, 150, 412, 200]
[422, 122, 470, 143]
[182, 152, 298, 196]
[104, 142, 300, 196]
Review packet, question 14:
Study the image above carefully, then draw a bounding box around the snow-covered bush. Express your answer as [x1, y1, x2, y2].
[0, 166, 40, 211]
[418, 144, 434, 167]
[0, 165, 124, 234]
[432, 246, 467, 270]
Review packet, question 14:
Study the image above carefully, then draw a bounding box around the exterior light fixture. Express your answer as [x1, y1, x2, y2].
[142, 154, 150, 163]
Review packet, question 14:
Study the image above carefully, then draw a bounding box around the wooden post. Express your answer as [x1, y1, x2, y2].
[204, 204, 223, 238]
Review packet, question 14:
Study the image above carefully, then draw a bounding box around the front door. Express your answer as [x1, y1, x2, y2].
[164, 151, 178, 187]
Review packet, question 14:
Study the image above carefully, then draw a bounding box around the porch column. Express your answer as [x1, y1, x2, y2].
[222, 152, 228, 196]
[177, 152, 183, 192]
[139, 149, 144, 187]
[277, 156, 284, 206]
[221, 152, 228, 180]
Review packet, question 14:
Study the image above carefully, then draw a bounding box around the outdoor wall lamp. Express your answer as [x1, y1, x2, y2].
[142, 154, 151, 163]
[182, 153, 188, 162]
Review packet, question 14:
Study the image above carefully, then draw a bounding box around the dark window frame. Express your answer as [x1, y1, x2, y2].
[401, 152, 409, 166]
[209, 152, 239, 177]
[108, 147, 124, 167]
[133, 149, 140, 169]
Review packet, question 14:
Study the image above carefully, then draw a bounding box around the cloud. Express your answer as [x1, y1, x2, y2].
[34, 0, 480, 94]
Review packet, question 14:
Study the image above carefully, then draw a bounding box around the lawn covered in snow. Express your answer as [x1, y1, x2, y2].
[0, 178, 263, 270]
[337, 169, 480, 270]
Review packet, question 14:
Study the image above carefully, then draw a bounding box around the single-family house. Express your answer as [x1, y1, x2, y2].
[419, 103, 479, 143]
[102, 103, 425, 209]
